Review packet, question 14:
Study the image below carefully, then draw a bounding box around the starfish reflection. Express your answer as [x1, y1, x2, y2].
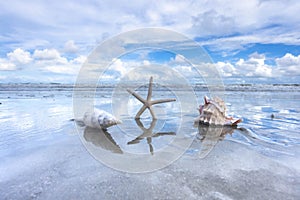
[127, 118, 176, 155]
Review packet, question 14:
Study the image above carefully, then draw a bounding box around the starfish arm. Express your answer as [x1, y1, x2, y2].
[135, 118, 147, 131]
[149, 118, 157, 130]
[152, 132, 176, 137]
[149, 107, 157, 119]
[135, 105, 147, 119]
[147, 138, 154, 155]
[147, 76, 153, 101]
[149, 144, 154, 155]
[135, 118, 144, 127]
[151, 98, 176, 105]
[127, 89, 146, 104]
[127, 138, 142, 145]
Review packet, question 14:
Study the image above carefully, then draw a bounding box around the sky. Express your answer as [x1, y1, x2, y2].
[0, 0, 300, 84]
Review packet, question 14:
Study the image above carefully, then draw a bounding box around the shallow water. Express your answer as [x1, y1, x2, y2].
[0, 83, 299, 199]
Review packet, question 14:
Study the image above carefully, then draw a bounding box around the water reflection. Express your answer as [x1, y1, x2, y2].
[196, 123, 237, 158]
[83, 127, 123, 154]
[127, 119, 176, 155]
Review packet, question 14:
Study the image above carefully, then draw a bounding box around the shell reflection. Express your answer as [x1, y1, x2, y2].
[84, 127, 123, 154]
[196, 124, 236, 158]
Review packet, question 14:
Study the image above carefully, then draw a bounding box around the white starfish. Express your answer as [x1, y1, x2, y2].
[127, 76, 176, 119]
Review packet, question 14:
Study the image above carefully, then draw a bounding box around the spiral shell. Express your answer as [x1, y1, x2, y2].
[82, 109, 122, 130]
[196, 96, 226, 125]
[195, 96, 242, 126]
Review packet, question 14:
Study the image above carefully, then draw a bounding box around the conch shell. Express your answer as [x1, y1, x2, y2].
[194, 96, 242, 126]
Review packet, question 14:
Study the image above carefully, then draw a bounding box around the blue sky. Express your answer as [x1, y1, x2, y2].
[0, 0, 300, 84]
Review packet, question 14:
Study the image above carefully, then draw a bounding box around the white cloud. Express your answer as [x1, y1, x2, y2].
[0, 58, 16, 70]
[0, 47, 84, 78]
[33, 49, 69, 69]
[33, 49, 62, 60]
[0, 48, 32, 70]
[43, 64, 79, 75]
[7, 48, 32, 64]
[142, 60, 150, 65]
[165, 54, 196, 79]
[81, 58, 150, 82]
[64, 40, 78, 53]
[276, 53, 300, 67]
[275, 53, 300, 76]
[172, 65, 194, 79]
[33, 49, 83, 75]
[235, 53, 273, 77]
[71, 55, 86, 64]
[168, 54, 189, 65]
[214, 52, 300, 78]
[206, 52, 275, 78]
[171, 52, 275, 78]
[174, 54, 186, 63]
[110, 58, 128, 77]
[191, 10, 235, 37]
[0, 47, 299, 83]
[99, 57, 187, 82]
[215, 62, 237, 77]
[253, 64, 273, 77]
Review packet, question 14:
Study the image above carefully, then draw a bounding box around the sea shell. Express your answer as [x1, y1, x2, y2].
[82, 109, 122, 130]
[194, 96, 242, 126]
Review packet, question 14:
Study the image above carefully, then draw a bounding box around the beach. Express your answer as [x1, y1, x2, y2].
[0, 83, 299, 199]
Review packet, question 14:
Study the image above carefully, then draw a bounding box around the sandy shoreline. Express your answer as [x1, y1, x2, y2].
[1, 129, 299, 200]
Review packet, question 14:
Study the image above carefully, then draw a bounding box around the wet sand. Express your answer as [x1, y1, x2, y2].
[0, 130, 299, 200]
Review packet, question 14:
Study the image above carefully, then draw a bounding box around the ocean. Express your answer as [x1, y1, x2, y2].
[0, 83, 299, 199]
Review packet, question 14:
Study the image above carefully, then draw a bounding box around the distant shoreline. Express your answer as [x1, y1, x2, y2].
[0, 83, 299, 92]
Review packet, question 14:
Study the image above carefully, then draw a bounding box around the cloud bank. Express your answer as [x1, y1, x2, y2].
[1, 0, 300, 52]
[0, 0, 299, 83]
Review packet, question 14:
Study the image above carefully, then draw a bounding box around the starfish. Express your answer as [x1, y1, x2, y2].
[127, 76, 176, 119]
